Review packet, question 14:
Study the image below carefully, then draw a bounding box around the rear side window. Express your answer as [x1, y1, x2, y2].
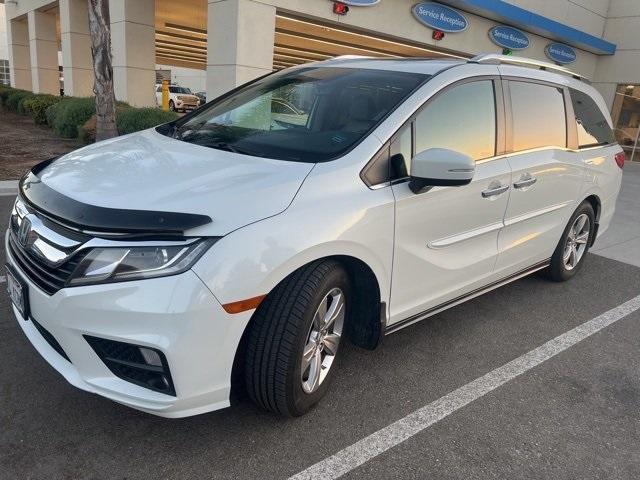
[414, 80, 496, 161]
[509, 81, 566, 151]
[569, 88, 615, 148]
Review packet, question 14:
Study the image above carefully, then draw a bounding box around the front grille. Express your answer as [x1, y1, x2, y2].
[8, 205, 89, 296]
[84, 336, 176, 396]
[8, 233, 85, 295]
[31, 317, 71, 362]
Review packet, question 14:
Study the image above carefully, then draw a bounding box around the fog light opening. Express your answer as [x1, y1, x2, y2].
[139, 347, 163, 367]
[84, 336, 176, 396]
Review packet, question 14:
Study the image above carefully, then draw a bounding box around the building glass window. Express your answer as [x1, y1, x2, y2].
[611, 84, 640, 162]
[0, 60, 10, 86]
[509, 81, 566, 152]
[414, 80, 496, 161]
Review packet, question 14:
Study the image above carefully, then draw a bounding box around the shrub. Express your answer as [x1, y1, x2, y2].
[5, 89, 32, 112]
[0, 85, 15, 106]
[17, 92, 37, 115]
[22, 94, 62, 124]
[52, 97, 95, 138]
[45, 101, 62, 127]
[116, 107, 178, 136]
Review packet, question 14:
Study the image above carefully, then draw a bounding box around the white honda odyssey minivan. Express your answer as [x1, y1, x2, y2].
[6, 55, 623, 417]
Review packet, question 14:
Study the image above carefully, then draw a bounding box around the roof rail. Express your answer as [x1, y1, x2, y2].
[468, 53, 590, 83]
[330, 55, 377, 61]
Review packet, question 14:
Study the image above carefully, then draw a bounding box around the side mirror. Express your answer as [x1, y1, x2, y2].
[409, 148, 475, 194]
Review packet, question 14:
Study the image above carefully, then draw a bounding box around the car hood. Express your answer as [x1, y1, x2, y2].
[37, 128, 314, 236]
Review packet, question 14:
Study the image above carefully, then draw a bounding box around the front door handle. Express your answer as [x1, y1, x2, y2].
[514, 174, 537, 189]
[482, 184, 510, 198]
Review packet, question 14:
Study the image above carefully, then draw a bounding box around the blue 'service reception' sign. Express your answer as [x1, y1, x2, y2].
[545, 43, 577, 64]
[488, 25, 530, 50]
[412, 2, 469, 33]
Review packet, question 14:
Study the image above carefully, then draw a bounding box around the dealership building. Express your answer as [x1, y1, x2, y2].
[1, 0, 640, 157]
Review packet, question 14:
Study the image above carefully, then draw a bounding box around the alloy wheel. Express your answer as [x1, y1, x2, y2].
[563, 213, 590, 270]
[301, 288, 345, 394]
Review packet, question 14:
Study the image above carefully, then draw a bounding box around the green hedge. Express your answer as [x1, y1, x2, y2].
[1, 86, 178, 142]
[17, 92, 37, 115]
[5, 89, 32, 112]
[0, 85, 16, 106]
[116, 108, 178, 135]
[45, 101, 61, 127]
[22, 94, 63, 125]
[52, 97, 96, 138]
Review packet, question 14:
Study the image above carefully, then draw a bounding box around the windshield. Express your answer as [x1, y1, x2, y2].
[169, 67, 428, 162]
[170, 86, 192, 94]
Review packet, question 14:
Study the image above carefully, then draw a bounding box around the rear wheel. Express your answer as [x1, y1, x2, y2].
[545, 202, 595, 282]
[245, 260, 350, 416]
[168, 100, 175, 112]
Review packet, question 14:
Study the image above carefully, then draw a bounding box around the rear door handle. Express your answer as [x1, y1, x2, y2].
[513, 175, 537, 189]
[482, 184, 510, 198]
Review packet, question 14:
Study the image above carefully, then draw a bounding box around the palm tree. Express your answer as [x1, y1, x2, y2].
[88, 0, 117, 141]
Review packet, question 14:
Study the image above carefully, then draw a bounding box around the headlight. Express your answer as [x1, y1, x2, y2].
[68, 238, 217, 286]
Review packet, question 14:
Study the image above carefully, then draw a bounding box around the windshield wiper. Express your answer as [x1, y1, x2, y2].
[208, 142, 240, 153]
[207, 142, 263, 157]
[173, 120, 206, 140]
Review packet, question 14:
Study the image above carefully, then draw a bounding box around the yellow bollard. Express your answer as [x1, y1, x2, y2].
[162, 80, 169, 111]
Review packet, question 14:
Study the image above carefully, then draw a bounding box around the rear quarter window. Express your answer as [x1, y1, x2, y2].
[569, 88, 615, 148]
[509, 81, 567, 152]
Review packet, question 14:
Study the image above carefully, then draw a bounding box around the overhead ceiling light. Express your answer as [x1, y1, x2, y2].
[156, 39, 207, 52]
[164, 22, 207, 37]
[275, 32, 399, 58]
[276, 13, 465, 59]
[274, 52, 320, 63]
[274, 46, 332, 60]
[156, 54, 205, 66]
[155, 43, 208, 57]
[156, 49, 206, 61]
[156, 30, 207, 44]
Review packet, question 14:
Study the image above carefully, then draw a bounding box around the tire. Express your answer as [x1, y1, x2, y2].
[245, 260, 350, 416]
[168, 100, 175, 112]
[545, 201, 595, 282]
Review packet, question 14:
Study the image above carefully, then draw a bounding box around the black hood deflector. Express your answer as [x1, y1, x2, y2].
[20, 159, 212, 234]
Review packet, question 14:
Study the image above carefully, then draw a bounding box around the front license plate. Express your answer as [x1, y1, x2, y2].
[5, 265, 29, 319]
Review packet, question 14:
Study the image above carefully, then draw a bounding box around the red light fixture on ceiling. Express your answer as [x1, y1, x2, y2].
[333, 2, 350, 15]
[432, 29, 445, 41]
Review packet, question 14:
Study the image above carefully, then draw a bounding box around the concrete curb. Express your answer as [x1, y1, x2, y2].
[0, 180, 19, 196]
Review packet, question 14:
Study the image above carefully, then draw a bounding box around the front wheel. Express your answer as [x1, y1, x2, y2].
[168, 100, 175, 112]
[545, 201, 595, 282]
[245, 260, 350, 416]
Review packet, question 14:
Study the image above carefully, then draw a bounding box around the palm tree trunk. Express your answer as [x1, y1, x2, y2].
[88, 0, 118, 141]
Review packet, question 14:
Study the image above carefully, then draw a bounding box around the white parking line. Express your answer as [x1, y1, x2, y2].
[289, 294, 640, 480]
[0, 276, 5, 284]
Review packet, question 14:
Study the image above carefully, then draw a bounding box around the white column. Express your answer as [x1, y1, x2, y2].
[27, 9, 59, 95]
[109, 0, 156, 107]
[60, 0, 93, 97]
[206, 0, 275, 99]
[7, 17, 32, 90]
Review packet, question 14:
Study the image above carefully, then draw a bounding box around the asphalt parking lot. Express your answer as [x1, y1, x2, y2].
[1, 165, 640, 480]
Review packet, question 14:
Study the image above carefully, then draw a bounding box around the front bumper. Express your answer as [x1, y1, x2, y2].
[5, 231, 252, 418]
[176, 100, 197, 110]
